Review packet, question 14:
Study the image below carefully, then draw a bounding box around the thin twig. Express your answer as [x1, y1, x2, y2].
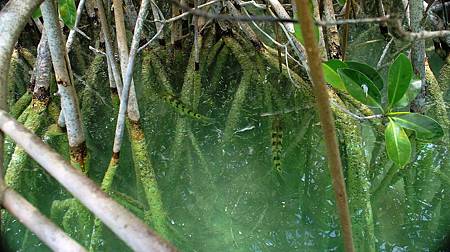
[66, 0, 87, 52]
[236, 0, 266, 9]
[168, 0, 296, 23]
[138, 25, 165, 52]
[165, 0, 221, 23]
[315, 15, 391, 26]
[88, 46, 106, 56]
[72, 26, 91, 41]
[376, 37, 394, 69]
[95, 0, 124, 94]
[112, 0, 151, 153]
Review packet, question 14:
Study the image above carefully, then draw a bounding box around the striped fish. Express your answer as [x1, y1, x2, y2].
[162, 93, 211, 122]
[271, 116, 283, 174]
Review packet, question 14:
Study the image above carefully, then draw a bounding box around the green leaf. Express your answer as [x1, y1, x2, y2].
[346, 61, 384, 90]
[338, 68, 383, 108]
[58, 0, 77, 28]
[32, 7, 42, 19]
[322, 63, 346, 91]
[293, 2, 319, 45]
[385, 120, 411, 167]
[395, 78, 421, 108]
[391, 113, 444, 140]
[388, 53, 413, 109]
[324, 59, 347, 72]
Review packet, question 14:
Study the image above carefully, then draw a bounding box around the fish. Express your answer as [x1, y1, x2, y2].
[271, 116, 283, 174]
[162, 93, 211, 122]
[234, 125, 255, 134]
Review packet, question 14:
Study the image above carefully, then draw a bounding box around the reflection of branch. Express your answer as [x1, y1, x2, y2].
[241, 6, 302, 87]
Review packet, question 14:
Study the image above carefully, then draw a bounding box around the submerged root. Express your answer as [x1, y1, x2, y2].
[333, 95, 376, 252]
[222, 37, 255, 143]
[127, 119, 169, 239]
[5, 103, 48, 190]
[10, 91, 32, 119]
[88, 154, 119, 251]
[7, 49, 33, 110]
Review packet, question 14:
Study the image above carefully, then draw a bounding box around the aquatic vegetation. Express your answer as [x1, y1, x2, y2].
[1, 1, 450, 251]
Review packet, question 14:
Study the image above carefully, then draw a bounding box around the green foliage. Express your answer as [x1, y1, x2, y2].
[391, 113, 444, 141]
[388, 54, 413, 109]
[32, 0, 77, 28]
[58, 0, 77, 28]
[385, 119, 411, 167]
[346, 61, 384, 91]
[321, 54, 444, 167]
[322, 63, 346, 91]
[337, 68, 382, 108]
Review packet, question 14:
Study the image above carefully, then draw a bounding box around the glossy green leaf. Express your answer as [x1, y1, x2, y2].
[385, 120, 411, 167]
[346, 61, 384, 90]
[322, 63, 346, 91]
[388, 53, 413, 109]
[58, 0, 77, 28]
[395, 78, 421, 108]
[391, 113, 444, 140]
[338, 68, 382, 108]
[324, 59, 347, 72]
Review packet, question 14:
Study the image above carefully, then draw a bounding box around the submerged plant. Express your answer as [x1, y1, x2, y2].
[323, 54, 444, 167]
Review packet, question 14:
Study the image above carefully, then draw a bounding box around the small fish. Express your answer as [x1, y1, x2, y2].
[271, 116, 283, 174]
[234, 125, 255, 134]
[162, 93, 211, 122]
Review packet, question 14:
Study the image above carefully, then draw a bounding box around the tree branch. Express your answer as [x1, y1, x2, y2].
[0, 180, 87, 252]
[294, 0, 355, 251]
[0, 110, 177, 252]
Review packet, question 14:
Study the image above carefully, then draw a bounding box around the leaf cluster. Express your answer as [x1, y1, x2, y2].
[323, 54, 444, 167]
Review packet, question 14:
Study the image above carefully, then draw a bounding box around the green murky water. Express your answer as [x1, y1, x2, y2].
[2, 40, 450, 252]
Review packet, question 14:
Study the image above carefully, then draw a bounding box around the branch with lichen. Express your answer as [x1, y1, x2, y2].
[41, 0, 87, 172]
